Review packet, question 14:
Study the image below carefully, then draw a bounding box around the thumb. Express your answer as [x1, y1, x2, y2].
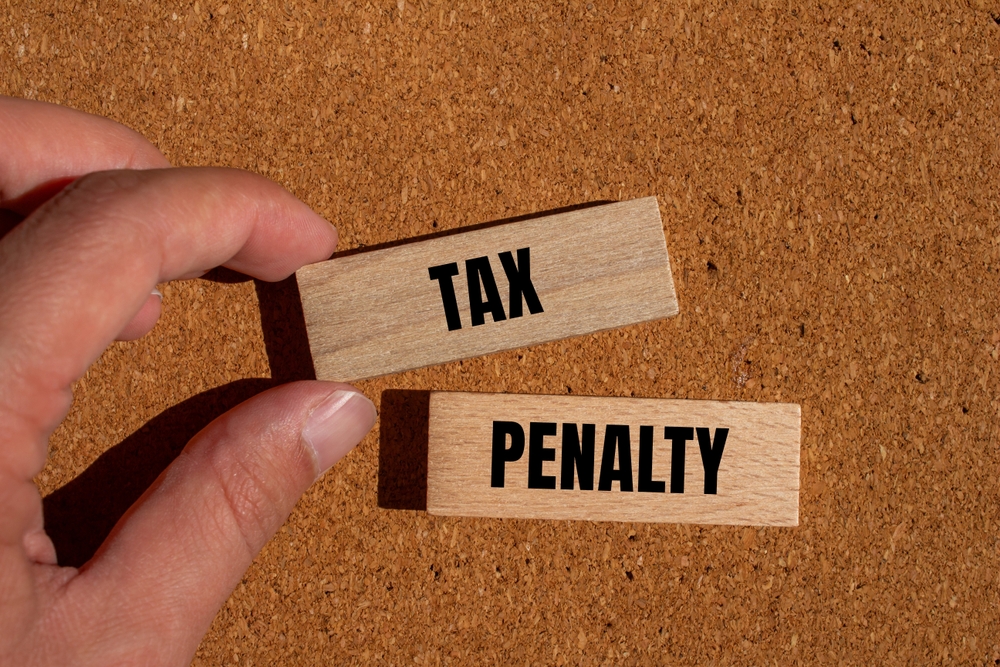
[59, 381, 376, 665]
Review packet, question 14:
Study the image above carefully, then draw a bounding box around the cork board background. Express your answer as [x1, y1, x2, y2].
[4, 0, 1000, 664]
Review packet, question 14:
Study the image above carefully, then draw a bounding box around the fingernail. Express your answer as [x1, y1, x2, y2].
[301, 390, 377, 475]
[151, 288, 163, 299]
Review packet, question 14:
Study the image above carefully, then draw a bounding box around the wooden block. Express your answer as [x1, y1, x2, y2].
[297, 197, 677, 381]
[426, 392, 801, 526]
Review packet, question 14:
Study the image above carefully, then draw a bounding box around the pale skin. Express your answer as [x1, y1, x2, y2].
[0, 96, 378, 665]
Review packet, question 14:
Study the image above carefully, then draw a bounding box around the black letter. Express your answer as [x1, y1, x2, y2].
[465, 256, 507, 326]
[598, 425, 634, 492]
[428, 262, 462, 331]
[664, 427, 694, 494]
[697, 427, 728, 494]
[560, 423, 595, 490]
[637, 425, 665, 493]
[498, 247, 544, 318]
[528, 422, 557, 489]
[491, 421, 524, 488]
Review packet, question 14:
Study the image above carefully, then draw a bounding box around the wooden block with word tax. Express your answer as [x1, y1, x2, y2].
[427, 392, 801, 526]
[296, 197, 677, 381]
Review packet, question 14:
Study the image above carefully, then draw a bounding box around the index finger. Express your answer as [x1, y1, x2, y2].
[0, 167, 338, 481]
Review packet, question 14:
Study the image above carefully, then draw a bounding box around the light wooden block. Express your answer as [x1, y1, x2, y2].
[426, 392, 801, 526]
[297, 197, 677, 381]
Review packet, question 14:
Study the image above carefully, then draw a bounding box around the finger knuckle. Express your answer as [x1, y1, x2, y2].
[41, 171, 150, 239]
[60, 170, 146, 208]
[209, 448, 293, 556]
[33, 171, 157, 262]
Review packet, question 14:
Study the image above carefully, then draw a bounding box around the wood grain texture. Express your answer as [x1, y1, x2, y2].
[427, 392, 801, 526]
[297, 197, 677, 381]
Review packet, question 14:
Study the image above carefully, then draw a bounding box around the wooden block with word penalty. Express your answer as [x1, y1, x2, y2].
[296, 197, 677, 381]
[427, 392, 801, 526]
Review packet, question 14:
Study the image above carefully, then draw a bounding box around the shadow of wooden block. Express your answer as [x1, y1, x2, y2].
[377, 390, 430, 511]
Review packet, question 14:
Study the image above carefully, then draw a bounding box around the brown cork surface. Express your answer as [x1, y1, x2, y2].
[4, 1, 999, 664]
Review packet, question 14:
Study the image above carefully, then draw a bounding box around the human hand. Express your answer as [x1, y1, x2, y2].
[0, 96, 377, 665]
